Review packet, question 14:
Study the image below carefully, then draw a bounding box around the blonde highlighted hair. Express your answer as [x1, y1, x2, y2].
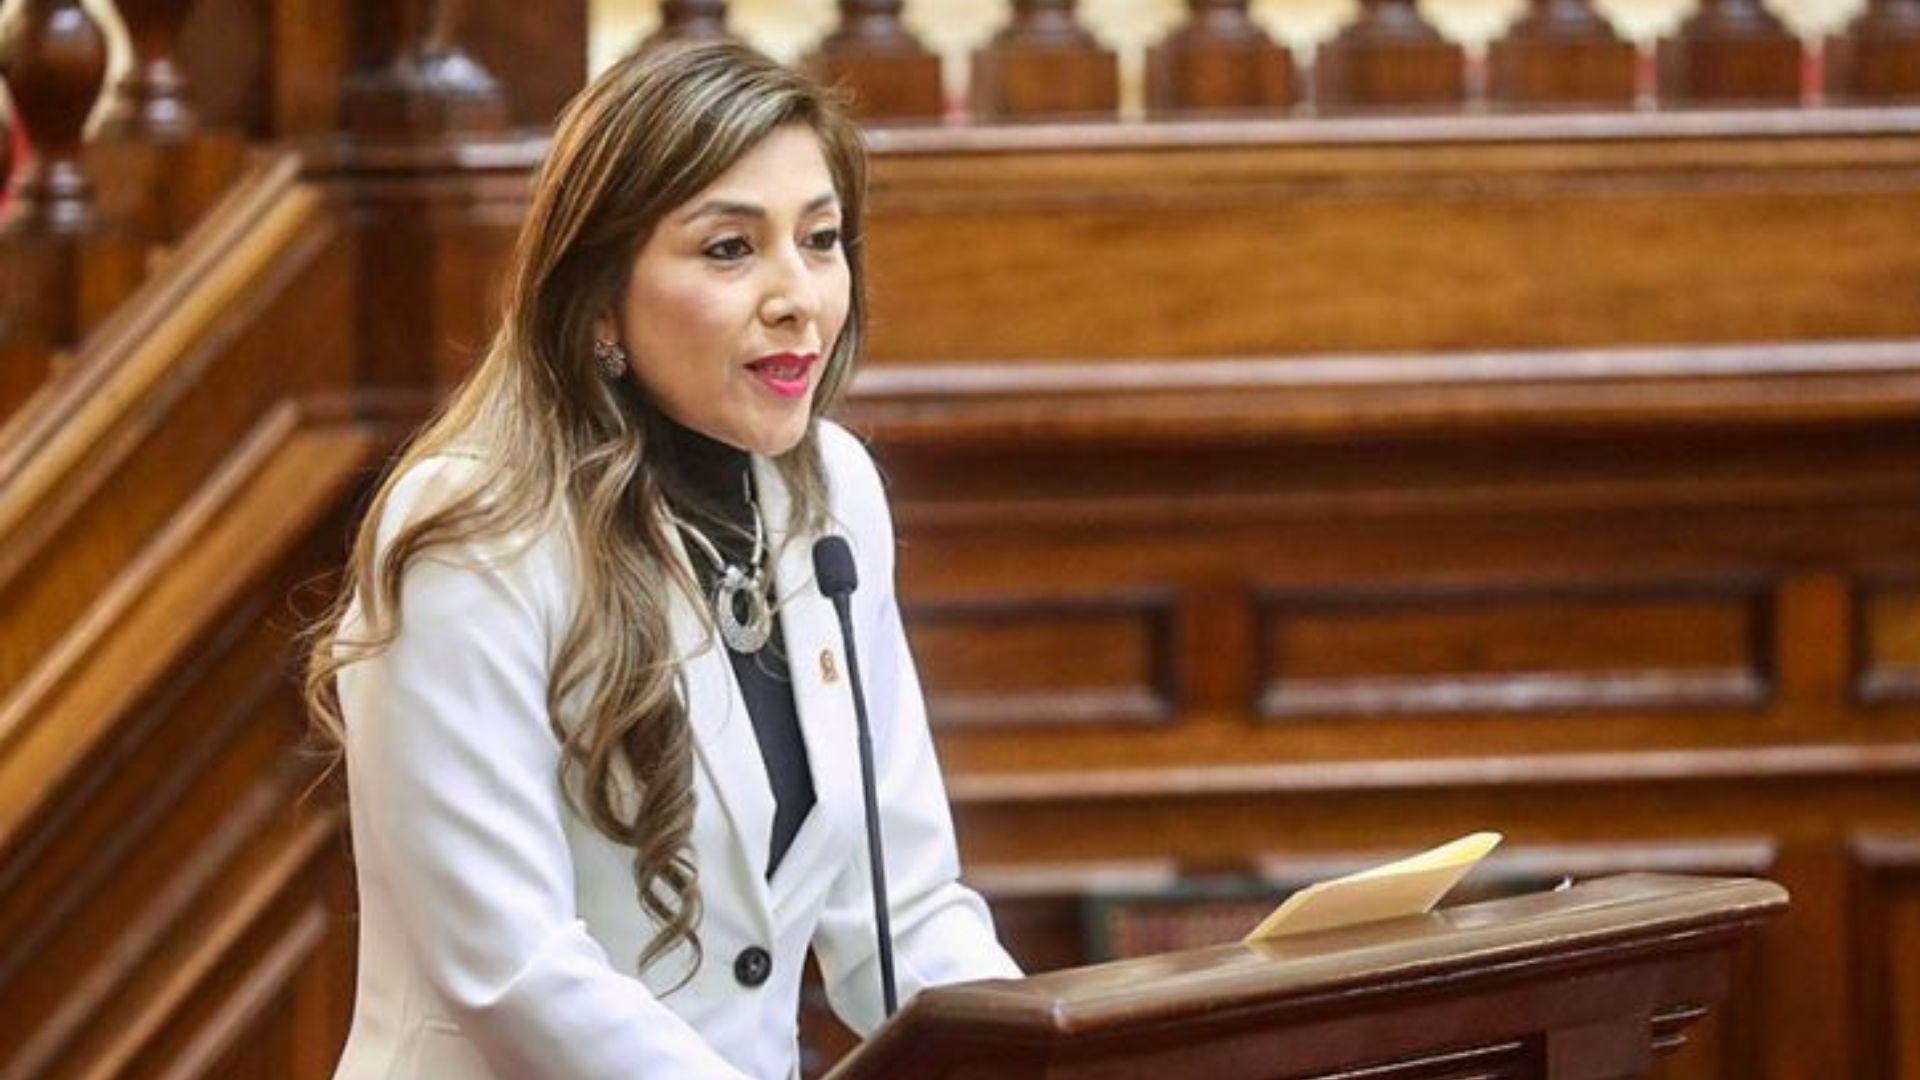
[305, 41, 868, 978]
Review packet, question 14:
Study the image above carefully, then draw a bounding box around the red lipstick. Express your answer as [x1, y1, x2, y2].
[746, 351, 818, 399]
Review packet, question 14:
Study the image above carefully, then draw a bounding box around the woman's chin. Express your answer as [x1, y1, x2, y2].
[735, 414, 812, 458]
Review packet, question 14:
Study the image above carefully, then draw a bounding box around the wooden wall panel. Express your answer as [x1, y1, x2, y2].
[1857, 576, 1920, 706]
[0, 500, 365, 1079]
[856, 412, 1920, 1078]
[0, 155, 368, 1079]
[1255, 578, 1771, 717]
[910, 592, 1178, 727]
[860, 114, 1920, 364]
[1851, 837, 1920, 1079]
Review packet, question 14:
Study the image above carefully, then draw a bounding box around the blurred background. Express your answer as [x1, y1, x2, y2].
[2, 0, 1918, 1077]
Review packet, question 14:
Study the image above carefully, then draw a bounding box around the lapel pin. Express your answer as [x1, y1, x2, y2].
[819, 648, 840, 684]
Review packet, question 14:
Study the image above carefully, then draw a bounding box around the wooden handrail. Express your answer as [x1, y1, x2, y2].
[0, 152, 313, 546]
[0, 150, 352, 841]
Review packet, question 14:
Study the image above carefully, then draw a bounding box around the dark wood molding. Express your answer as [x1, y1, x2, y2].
[946, 743, 1920, 805]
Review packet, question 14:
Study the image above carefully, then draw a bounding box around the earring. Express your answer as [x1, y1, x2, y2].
[593, 338, 629, 379]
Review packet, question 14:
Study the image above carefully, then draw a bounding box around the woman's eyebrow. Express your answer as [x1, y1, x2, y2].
[678, 192, 839, 224]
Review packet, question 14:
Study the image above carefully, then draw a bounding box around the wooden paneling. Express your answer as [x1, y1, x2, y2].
[0, 158, 347, 807]
[910, 592, 1177, 728]
[860, 113, 1920, 363]
[1256, 577, 1771, 718]
[1851, 837, 1920, 1079]
[1856, 576, 1920, 705]
[0, 151, 369, 1080]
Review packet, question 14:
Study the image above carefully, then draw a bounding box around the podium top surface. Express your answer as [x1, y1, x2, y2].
[905, 872, 1785, 1038]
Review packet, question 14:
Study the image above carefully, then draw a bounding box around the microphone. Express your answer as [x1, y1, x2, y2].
[812, 536, 899, 1018]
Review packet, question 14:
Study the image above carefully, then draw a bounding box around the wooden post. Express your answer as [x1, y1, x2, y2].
[342, 0, 508, 138]
[1655, 0, 1802, 104]
[90, 0, 246, 245]
[639, 0, 732, 51]
[971, 0, 1119, 122]
[1825, 0, 1920, 101]
[1313, 0, 1467, 110]
[98, 0, 198, 141]
[803, 0, 945, 122]
[1, 0, 106, 235]
[1486, 0, 1637, 106]
[1144, 0, 1295, 117]
[0, 0, 144, 353]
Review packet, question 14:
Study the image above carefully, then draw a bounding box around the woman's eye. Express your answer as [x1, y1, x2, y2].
[703, 237, 752, 261]
[807, 228, 842, 252]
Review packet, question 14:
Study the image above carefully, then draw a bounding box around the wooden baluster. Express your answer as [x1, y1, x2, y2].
[1825, 0, 1920, 101]
[1, 0, 105, 234]
[98, 0, 196, 141]
[970, 0, 1120, 122]
[1486, 0, 1636, 106]
[803, 0, 945, 122]
[1313, 0, 1467, 110]
[1144, 0, 1295, 116]
[1655, 0, 1802, 104]
[343, 0, 508, 138]
[640, 0, 732, 50]
[90, 0, 246, 245]
[0, 0, 143, 353]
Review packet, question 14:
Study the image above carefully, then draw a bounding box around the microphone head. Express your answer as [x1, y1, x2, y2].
[812, 536, 859, 598]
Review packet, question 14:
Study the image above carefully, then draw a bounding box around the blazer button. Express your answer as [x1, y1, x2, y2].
[733, 945, 772, 988]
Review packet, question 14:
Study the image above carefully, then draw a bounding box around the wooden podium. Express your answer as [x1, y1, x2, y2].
[826, 874, 1785, 1079]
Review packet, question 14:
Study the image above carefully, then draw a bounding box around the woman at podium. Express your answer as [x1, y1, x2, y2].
[305, 40, 1019, 1079]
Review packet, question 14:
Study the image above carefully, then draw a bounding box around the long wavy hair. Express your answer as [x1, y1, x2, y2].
[304, 41, 868, 980]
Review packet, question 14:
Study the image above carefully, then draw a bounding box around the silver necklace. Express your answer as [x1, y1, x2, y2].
[671, 504, 774, 654]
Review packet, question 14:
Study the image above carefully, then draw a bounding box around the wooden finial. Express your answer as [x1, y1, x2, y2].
[0, 0, 109, 233]
[342, 0, 509, 138]
[804, 0, 945, 122]
[1486, 0, 1636, 107]
[971, 0, 1120, 121]
[1145, 0, 1295, 116]
[99, 0, 200, 142]
[1655, 0, 1802, 104]
[1314, 0, 1467, 110]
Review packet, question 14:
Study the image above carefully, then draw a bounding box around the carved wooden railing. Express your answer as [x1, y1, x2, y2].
[637, 0, 1920, 119]
[0, 148, 372, 1076]
[0, 3, 383, 1077]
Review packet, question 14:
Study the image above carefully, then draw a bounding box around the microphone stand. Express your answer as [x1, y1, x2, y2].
[816, 538, 899, 1017]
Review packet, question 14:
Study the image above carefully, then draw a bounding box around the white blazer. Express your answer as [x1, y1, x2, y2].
[330, 421, 1020, 1080]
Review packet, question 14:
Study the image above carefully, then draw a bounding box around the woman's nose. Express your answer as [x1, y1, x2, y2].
[760, 243, 820, 325]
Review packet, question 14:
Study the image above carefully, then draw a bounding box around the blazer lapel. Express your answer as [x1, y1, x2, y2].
[752, 454, 859, 914]
[661, 522, 777, 924]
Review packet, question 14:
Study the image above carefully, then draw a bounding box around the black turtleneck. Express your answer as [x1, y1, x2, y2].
[654, 417, 816, 879]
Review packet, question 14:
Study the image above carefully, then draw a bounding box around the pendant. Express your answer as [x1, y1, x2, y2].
[715, 565, 773, 653]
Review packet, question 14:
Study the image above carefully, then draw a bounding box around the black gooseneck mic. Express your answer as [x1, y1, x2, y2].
[812, 536, 899, 1018]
